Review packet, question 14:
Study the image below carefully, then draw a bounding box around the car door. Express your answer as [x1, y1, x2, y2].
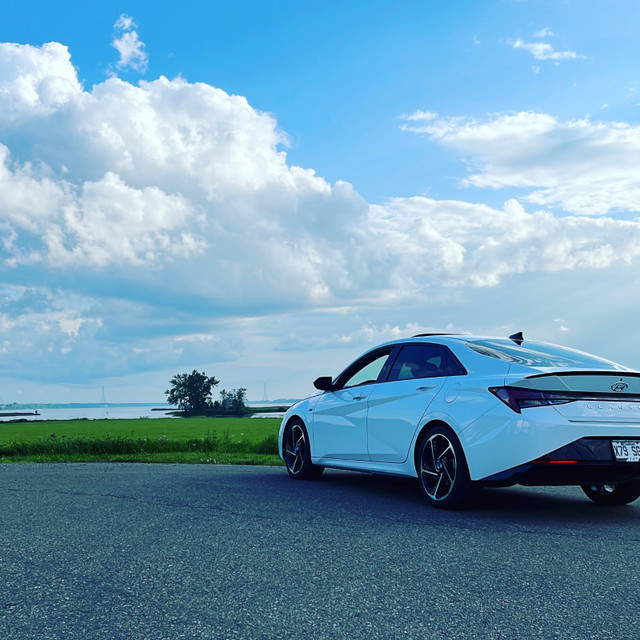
[311, 348, 393, 461]
[367, 343, 448, 463]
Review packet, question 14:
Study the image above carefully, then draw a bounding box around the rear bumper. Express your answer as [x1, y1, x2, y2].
[480, 437, 640, 486]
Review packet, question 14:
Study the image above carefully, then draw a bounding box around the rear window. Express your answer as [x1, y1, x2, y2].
[388, 344, 446, 381]
[465, 339, 624, 369]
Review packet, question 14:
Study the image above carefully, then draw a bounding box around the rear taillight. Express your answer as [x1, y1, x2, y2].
[489, 387, 576, 413]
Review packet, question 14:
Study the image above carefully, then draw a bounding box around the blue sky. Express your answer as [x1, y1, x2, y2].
[2, 1, 640, 402]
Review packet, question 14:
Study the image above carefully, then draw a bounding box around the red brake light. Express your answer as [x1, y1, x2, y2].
[489, 387, 575, 413]
[531, 459, 579, 464]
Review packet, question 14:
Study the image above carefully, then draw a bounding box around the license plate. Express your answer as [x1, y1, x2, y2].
[612, 440, 640, 462]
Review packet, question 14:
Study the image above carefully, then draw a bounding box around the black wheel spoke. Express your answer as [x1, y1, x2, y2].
[433, 473, 444, 499]
[437, 444, 453, 463]
[441, 456, 455, 484]
[429, 439, 437, 469]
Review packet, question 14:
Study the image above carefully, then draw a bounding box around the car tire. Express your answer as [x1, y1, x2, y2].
[417, 425, 479, 509]
[581, 482, 640, 505]
[283, 420, 324, 480]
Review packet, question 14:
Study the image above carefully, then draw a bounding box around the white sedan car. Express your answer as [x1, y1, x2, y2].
[278, 333, 640, 509]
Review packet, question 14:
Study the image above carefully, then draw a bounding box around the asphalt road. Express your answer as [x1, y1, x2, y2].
[1, 464, 639, 640]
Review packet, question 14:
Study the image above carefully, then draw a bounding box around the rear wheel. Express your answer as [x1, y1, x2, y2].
[417, 425, 479, 509]
[283, 420, 324, 480]
[581, 482, 640, 505]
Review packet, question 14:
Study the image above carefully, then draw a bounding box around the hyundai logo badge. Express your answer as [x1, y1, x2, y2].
[611, 381, 629, 392]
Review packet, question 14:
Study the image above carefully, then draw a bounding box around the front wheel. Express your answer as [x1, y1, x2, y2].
[283, 420, 324, 480]
[417, 425, 479, 509]
[581, 482, 640, 505]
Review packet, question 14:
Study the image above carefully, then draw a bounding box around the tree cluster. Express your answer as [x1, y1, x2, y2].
[165, 370, 248, 416]
[213, 388, 247, 416]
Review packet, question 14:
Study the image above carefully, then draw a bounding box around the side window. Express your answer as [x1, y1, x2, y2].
[445, 348, 467, 377]
[388, 344, 446, 382]
[340, 352, 392, 389]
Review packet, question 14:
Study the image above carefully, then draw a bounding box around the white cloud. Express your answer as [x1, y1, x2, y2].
[0, 284, 245, 382]
[275, 322, 436, 352]
[114, 15, 134, 31]
[2, 42, 640, 387]
[0, 152, 206, 268]
[400, 109, 439, 123]
[369, 197, 640, 288]
[513, 39, 581, 62]
[0, 47, 370, 298]
[533, 27, 554, 38]
[401, 110, 640, 215]
[0, 42, 81, 119]
[111, 14, 148, 73]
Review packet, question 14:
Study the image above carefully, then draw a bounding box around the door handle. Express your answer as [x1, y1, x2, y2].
[416, 385, 436, 391]
[352, 394, 367, 400]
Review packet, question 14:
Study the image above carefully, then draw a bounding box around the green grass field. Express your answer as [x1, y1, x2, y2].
[0, 417, 284, 465]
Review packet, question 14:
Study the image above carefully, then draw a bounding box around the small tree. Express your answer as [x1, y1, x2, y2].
[230, 388, 247, 416]
[214, 388, 248, 416]
[165, 370, 219, 416]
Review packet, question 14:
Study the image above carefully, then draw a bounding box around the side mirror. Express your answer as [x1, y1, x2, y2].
[313, 376, 334, 391]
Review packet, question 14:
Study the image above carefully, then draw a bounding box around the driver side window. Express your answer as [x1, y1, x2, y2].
[341, 352, 391, 389]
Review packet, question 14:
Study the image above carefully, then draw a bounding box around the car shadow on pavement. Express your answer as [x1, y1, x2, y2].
[300, 469, 640, 526]
[312, 469, 425, 503]
[473, 484, 640, 522]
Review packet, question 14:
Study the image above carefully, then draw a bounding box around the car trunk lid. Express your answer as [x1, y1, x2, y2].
[507, 370, 640, 423]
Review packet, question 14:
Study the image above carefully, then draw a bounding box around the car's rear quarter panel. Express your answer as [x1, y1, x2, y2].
[460, 402, 640, 480]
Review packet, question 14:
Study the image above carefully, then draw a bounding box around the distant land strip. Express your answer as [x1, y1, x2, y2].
[0, 403, 164, 410]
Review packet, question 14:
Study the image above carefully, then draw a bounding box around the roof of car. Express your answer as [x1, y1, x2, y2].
[363, 333, 495, 352]
[408, 333, 494, 344]
[412, 332, 525, 343]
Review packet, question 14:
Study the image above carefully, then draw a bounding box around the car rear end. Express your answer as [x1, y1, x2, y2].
[471, 370, 640, 488]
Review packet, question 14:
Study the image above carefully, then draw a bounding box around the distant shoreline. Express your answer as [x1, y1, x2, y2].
[0, 411, 41, 417]
[0, 401, 298, 411]
[0, 403, 166, 410]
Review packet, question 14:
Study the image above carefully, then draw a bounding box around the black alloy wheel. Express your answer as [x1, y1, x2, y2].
[581, 481, 640, 505]
[283, 420, 324, 480]
[418, 425, 478, 509]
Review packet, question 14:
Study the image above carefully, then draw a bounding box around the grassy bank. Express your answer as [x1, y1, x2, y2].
[0, 417, 284, 465]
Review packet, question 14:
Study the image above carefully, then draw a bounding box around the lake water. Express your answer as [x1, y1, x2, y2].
[0, 404, 287, 422]
[0, 405, 174, 422]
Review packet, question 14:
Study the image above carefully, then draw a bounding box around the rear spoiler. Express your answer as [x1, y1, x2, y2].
[523, 370, 640, 380]
[508, 370, 640, 398]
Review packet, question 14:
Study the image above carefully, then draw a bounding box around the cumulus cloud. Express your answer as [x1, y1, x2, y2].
[0, 153, 205, 268]
[0, 41, 378, 380]
[0, 44, 371, 306]
[2, 41, 640, 384]
[369, 197, 640, 288]
[111, 14, 148, 73]
[401, 110, 640, 215]
[0, 42, 81, 120]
